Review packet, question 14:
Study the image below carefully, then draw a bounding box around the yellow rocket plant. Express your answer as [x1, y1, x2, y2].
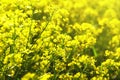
[0, 0, 120, 80]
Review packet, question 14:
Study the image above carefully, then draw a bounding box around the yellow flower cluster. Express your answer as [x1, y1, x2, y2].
[0, 0, 120, 80]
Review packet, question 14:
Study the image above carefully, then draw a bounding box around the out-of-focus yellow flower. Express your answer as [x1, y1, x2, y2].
[74, 72, 80, 78]
[21, 72, 35, 80]
[40, 73, 52, 80]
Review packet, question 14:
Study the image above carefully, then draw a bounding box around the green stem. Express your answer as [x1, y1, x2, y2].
[10, 23, 16, 53]
[30, 10, 56, 49]
[26, 23, 32, 48]
[92, 46, 97, 57]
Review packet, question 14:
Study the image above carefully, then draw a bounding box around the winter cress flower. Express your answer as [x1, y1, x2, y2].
[0, 0, 120, 80]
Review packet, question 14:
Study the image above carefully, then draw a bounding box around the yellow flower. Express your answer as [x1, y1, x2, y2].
[74, 72, 81, 78]
[21, 72, 35, 80]
[40, 73, 52, 80]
